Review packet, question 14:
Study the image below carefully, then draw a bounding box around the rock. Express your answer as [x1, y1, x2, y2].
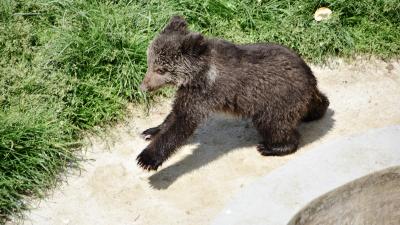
[314, 7, 332, 21]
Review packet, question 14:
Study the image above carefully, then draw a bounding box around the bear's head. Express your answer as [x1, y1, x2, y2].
[140, 16, 209, 92]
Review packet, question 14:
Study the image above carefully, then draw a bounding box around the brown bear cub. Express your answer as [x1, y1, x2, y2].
[137, 16, 329, 171]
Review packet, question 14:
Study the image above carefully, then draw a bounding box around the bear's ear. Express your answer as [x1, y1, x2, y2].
[181, 33, 207, 56]
[161, 16, 189, 35]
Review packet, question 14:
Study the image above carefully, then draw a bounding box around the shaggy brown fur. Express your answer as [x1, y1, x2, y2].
[137, 16, 329, 171]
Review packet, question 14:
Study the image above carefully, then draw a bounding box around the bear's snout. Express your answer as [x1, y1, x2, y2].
[140, 72, 167, 92]
[139, 83, 148, 91]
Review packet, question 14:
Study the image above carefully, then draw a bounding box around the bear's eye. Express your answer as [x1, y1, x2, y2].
[155, 68, 167, 74]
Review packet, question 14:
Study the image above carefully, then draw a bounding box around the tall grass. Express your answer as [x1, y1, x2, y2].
[1, 0, 399, 222]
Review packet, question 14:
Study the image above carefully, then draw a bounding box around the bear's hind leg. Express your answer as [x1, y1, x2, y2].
[253, 116, 300, 156]
[302, 89, 329, 122]
[256, 129, 299, 156]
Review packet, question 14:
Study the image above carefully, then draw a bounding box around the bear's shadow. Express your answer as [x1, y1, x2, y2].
[148, 109, 335, 189]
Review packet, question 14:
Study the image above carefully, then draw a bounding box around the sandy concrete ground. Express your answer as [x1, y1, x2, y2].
[11, 59, 400, 225]
[212, 126, 400, 225]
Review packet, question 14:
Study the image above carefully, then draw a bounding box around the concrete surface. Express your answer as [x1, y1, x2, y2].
[9, 59, 400, 225]
[211, 126, 400, 225]
[288, 166, 400, 225]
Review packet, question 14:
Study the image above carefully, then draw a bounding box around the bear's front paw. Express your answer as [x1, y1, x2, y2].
[137, 148, 163, 171]
[141, 127, 161, 141]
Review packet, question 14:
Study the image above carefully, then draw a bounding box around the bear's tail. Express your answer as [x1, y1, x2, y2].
[302, 89, 329, 122]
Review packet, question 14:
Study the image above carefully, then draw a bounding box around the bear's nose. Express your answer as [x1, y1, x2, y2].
[140, 83, 148, 92]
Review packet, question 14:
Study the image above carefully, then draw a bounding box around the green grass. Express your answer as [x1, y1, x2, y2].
[0, 0, 399, 223]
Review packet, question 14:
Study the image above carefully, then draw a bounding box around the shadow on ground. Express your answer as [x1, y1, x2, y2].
[149, 109, 335, 189]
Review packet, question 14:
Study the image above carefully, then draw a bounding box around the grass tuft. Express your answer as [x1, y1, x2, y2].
[1, 0, 399, 223]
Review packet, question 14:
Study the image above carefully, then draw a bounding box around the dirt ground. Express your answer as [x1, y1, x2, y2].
[11, 59, 400, 225]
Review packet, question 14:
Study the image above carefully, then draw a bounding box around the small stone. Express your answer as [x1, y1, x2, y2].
[314, 7, 332, 21]
[386, 63, 394, 72]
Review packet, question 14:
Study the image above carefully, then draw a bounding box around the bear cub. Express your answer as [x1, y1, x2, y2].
[137, 16, 329, 171]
